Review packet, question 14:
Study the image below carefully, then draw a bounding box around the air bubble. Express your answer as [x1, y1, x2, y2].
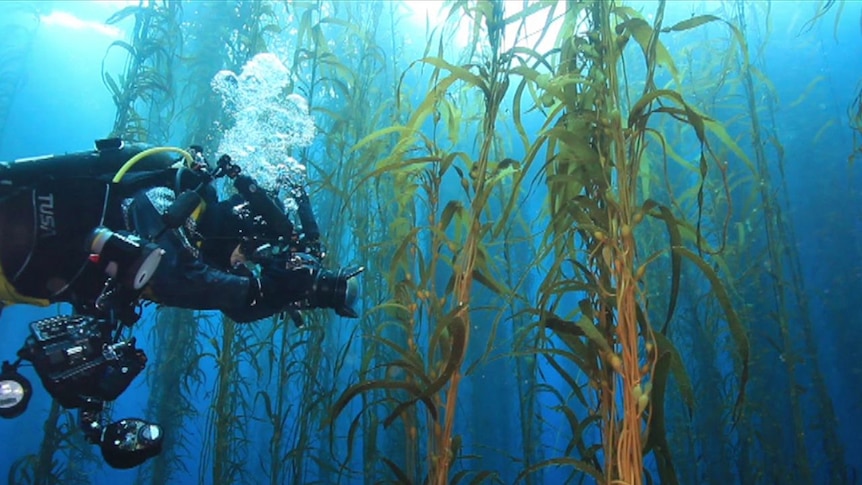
[211, 53, 316, 209]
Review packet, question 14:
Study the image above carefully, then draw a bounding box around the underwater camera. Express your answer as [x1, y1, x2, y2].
[313, 265, 365, 318]
[265, 251, 364, 319]
[0, 315, 146, 417]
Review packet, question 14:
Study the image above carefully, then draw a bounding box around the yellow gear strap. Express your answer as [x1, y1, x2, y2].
[0, 261, 50, 307]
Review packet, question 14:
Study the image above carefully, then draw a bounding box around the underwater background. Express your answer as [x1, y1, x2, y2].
[0, 1, 861, 484]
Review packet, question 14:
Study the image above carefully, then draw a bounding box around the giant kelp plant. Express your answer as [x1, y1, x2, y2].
[327, 1, 753, 484]
[102, 0, 183, 142]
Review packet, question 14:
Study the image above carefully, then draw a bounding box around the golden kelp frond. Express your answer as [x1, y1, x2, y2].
[798, 0, 844, 40]
[515, 456, 604, 484]
[642, 201, 682, 333]
[612, 7, 680, 85]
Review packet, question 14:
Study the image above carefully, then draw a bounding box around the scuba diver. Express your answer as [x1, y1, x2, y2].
[0, 138, 363, 468]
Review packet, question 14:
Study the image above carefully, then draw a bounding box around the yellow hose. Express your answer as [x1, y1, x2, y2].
[112, 146, 194, 183]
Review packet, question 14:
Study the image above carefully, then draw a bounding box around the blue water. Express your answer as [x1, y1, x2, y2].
[1, 1, 861, 484]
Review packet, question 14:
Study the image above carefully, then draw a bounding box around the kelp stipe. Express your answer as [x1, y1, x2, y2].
[8, 401, 97, 485]
[516, 2, 757, 484]
[197, 314, 244, 485]
[728, 2, 848, 483]
[286, 1, 438, 481]
[327, 0, 539, 482]
[197, 7, 283, 483]
[134, 308, 202, 485]
[102, 1, 183, 141]
[286, 1, 410, 482]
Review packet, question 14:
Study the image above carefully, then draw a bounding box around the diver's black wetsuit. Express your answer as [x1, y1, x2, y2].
[122, 185, 281, 322]
[0, 176, 110, 306]
[0, 174, 280, 322]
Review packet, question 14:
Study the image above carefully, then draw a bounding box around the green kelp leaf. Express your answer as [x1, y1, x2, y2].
[577, 415, 603, 458]
[515, 457, 603, 484]
[472, 269, 508, 296]
[543, 354, 589, 407]
[440, 200, 465, 231]
[673, 246, 750, 419]
[366, 333, 427, 380]
[544, 313, 586, 337]
[640, 152, 653, 200]
[661, 14, 721, 33]
[501, 0, 556, 27]
[574, 315, 612, 355]
[382, 457, 412, 485]
[255, 391, 275, 422]
[351, 125, 412, 152]
[451, 470, 472, 485]
[799, 0, 838, 34]
[330, 379, 437, 427]
[813, 118, 836, 144]
[492, 136, 545, 240]
[485, 161, 520, 189]
[467, 471, 499, 485]
[629, 90, 707, 142]
[319, 16, 365, 38]
[103, 72, 122, 101]
[645, 127, 696, 173]
[390, 226, 421, 275]
[554, 404, 582, 455]
[706, 121, 756, 173]
[615, 18, 679, 83]
[406, 71, 463, 132]
[385, 359, 432, 386]
[651, 331, 694, 412]
[439, 151, 472, 178]
[644, 200, 682, 334]
[383, 314, 467, 427]
[643, 350, 680, 485]
[343, 407, 368, 469]
[106, 39, 137, 59]
[450, 433, 463, 461]
[439, 96, 462, 145]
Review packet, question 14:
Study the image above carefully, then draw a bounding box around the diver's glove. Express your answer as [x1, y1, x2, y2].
[99, 418, 163, 469]
[300, 236, 326, 261]
[255, 253, 318, 308]
[255, 253, 364, 317]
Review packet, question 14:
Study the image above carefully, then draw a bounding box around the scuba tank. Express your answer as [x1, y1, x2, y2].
[0, 138, 182, 192]
[0, 138, 198, 312]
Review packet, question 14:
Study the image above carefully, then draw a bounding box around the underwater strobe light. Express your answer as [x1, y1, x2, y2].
[0, 361, 32, 419]
[87, 227, 165, 290]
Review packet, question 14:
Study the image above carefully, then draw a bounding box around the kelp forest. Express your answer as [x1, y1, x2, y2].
[0, 0, 860, 484]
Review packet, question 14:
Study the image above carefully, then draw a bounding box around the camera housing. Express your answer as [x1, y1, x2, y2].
[18, 315, 146, 410]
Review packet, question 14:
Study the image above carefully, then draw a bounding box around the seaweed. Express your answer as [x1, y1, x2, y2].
[102, 1, 183, 141]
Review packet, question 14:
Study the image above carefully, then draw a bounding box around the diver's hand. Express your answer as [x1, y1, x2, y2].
[255, 254, 319, 308]
[301, 237, 326, 261]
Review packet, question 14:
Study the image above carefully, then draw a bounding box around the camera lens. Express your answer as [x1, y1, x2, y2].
[313, 266, 364, 318]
